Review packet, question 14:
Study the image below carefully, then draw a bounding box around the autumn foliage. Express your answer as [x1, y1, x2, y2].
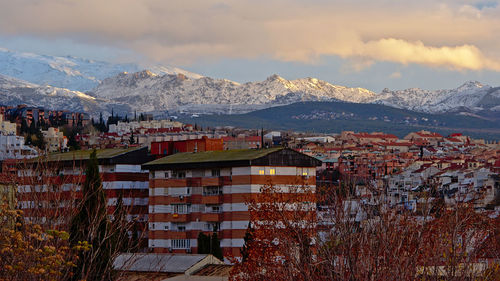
[0, 204, 80, 281]
[230, 183, 500, 281]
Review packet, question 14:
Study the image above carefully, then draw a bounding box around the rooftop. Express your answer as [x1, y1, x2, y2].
[40, 146, 145, 162]
[144, 147, 283, 166]
[113, 253, 223, 274]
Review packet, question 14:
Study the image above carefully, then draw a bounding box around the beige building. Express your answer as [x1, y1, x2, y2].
[0, 115, 17, 136]
[42, 127, 68, 152]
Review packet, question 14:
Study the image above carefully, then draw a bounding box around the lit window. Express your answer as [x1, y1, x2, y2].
[302, 171, 308, 176]
[259, 170, 265, 175]
[270, 168, 276, 175]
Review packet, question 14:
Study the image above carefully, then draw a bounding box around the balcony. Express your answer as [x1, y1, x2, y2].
[200, 213, 222, 222]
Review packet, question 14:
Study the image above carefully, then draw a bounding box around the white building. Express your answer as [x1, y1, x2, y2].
[108, 120, 184, 135]
[0, 134, 38, 160]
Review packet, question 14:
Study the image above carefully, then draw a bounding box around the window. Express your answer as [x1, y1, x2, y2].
[270, 168, 276, 175]
[171, 239, 190, 249]
[259, 169, 265, 175]
[211, 169, 221, 177]
[172, 171, 186, 179]
[172, 204, 190, 214]
[164, 172, 169, 178]
[302, 171, 308, 176]
[206, 204, 222, 213]
[205, 222, 221, 231]
[203, 186, 223, 196]
[173, 223, 186, 232]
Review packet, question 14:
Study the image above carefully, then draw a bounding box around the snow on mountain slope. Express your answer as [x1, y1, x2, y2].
[0, 47, 202, 92]
[0, 73, 130, 116]
[90, 72, 376, 113]
[371, 81, 500, 114]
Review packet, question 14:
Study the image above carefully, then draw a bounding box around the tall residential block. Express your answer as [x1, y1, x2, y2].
[143, 147, 321, 257]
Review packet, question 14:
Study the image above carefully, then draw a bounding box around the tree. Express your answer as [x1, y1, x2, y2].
[0, 204, 80, 281]
[129, 130, 135, 145]
[198, 232, 210, 255]
[230, 183, 317, 281]
[96, 112, 107, 133]
[197, 230, 223, 260]
[230, 181, 500, 281]
[20, 119, 29, 134]
[0, 158, 85, 281]
[69, 150, 117, 281]
[240, 223, 254, 262]
[211, 231, 223, 260]
[31, 128, 46, 150]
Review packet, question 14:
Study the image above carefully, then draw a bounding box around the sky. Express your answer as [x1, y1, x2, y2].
[0, 0, 499, 92]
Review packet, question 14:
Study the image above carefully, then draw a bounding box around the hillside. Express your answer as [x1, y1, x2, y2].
[179, 101, 500, 140]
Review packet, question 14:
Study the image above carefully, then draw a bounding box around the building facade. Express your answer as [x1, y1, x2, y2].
[16, 147, 154, 247]
[42, 127, 68, 152]
[143, 147, 321, 257]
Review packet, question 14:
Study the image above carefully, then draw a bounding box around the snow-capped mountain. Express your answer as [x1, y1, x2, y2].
[1, 46, 499, 119]
[0, 47, 202, 92]
[89, 71, 376, 113]
[372, 81, 500, 114]
[0, 73, 131, 116]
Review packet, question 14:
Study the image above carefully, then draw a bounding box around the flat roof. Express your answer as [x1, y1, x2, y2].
[42, 146, 143, 162]
[144, 147, 283, 166]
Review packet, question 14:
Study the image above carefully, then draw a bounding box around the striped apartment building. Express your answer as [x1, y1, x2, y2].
[15, 146, 154, 246]
[143, 147, 321, 257]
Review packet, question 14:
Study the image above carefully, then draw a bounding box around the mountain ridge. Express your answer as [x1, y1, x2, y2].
[0, 47, 203, 92]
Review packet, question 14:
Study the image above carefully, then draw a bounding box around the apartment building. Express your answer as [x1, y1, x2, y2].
[0, 134, 38, 160]
[0, 115, 17, 135]
[42, 127, 68, 152]
[143, 147, 321, 257]
[16, 146, 154, 246]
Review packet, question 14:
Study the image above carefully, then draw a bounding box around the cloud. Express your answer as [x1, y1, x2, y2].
[357, 38, 500, 71]
[1, 0, 500, 71]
